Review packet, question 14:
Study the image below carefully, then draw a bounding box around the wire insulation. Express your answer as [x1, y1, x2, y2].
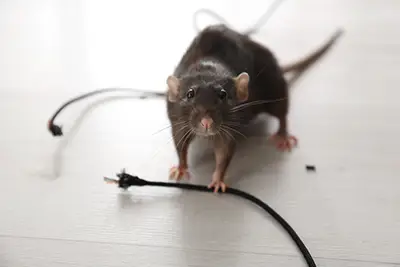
[104, 170, 317, 267]
[47, 88, 165, 136]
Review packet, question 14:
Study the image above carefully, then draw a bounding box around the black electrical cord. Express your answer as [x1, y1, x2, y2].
[47, 1, 285, 137]
[193, 0, 285, 35]
[47, 88, 165, 136]
[48, 3, 317, 265]
[104, 169, 317, 267]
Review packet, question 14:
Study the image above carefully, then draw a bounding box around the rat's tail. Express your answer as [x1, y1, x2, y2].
[280, 29, 344, 74]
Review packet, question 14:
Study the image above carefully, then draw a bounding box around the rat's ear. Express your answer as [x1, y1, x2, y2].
[166, 75, 180, 102]
[234, 72, 250, 102]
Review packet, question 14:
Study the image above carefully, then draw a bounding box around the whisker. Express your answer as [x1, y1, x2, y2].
[174, 124, 191, 137]
[225, 130, 237, 143]
[182, 128, 195, 148]
[172, 120, 188, 126]
[151, 120, 187, 135]
[222, 124, 247, 140]
[220, 126, 236, 143]
[229, 98, 286, 113]
[152, 125, 172, 135]
[176, 128, 193, 149]
[137, 124, 188, 172]
[218, 128, 230, 141]
[157, 124, 189, 153]
[230, 99, 281, 112]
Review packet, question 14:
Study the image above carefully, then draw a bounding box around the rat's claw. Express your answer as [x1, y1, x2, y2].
[169, 166, 190, 181]
[269, 134, 298, 151]
[208, 179, 227, 193]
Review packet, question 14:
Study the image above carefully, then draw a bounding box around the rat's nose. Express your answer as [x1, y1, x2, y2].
[200, 117, 213, 130]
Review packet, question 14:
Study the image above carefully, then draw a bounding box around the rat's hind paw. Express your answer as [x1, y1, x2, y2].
[269, 133, 298, 151]
[169, 166, 190, 181]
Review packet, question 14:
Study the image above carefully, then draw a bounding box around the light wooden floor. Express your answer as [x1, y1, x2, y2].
[1, 0, 399, 266]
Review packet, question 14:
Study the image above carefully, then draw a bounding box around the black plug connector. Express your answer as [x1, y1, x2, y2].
[117, 169, 147, 189]
[104, 169, 148, 189]
[48, 122, 63, 136]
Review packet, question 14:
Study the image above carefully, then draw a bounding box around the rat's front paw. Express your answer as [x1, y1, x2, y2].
[269, 133, 298, 151]
[208, 173, 227, 193]
[169, 166, 190, 181]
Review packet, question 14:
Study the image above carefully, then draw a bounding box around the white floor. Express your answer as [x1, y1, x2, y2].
[1, 0, 400, 266]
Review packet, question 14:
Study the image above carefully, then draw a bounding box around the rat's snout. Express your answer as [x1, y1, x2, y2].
[200, 116, 213, 130]
[190, 106, 220, 136]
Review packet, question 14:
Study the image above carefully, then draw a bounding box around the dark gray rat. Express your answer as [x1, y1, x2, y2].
[166, 24, 343, 192]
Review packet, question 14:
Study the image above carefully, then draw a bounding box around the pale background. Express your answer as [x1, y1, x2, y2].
[1, 0, 399, 266]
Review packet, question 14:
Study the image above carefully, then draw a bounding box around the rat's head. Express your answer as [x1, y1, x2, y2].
[166, 72, 249, 137]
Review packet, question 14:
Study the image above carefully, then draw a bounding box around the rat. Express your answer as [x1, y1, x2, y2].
[165, 24, 343, 192]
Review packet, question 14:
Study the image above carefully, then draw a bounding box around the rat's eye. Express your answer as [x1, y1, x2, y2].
[218, 89, 227, 100]
[186, 89, 195, 99]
